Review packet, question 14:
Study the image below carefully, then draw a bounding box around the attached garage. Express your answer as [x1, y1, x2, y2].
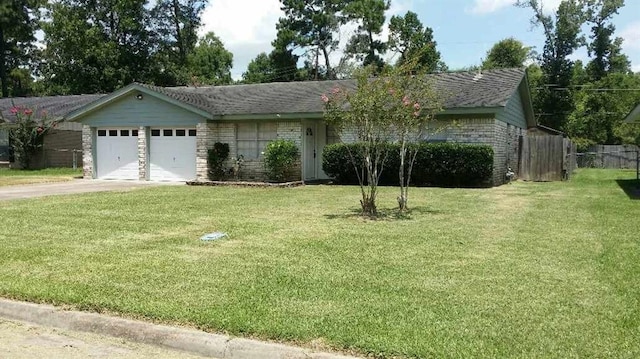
[149, 128, 197, 181]
[64, 84, 211, 182]
[96, 128, 138, 180]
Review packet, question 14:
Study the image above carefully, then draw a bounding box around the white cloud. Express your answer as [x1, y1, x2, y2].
[621, 22, 640, 51]
[468, 0, 562, 15]
[200, 0, 283, 79]
[620, 22, 640, 74]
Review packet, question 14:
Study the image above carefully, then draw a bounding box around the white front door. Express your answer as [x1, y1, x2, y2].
[96, 128, 139, 180]
[149, 128, 197, 181]
[304, 122, 317, 180]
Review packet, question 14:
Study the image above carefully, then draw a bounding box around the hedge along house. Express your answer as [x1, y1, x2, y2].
[0, 95, 104, 165]
[58, 67, 533, 185]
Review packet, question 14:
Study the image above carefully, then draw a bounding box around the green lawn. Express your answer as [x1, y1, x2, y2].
[0, 169, 638, 358]
[0, 168, 82, 186]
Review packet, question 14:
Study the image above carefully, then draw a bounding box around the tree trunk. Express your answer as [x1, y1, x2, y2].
[321, 46, 333, 79]
[0, 26, 8, 98]
[398, 143, 408, 212]
[362, 149, 378, 217]
[172, 0, 186, 64]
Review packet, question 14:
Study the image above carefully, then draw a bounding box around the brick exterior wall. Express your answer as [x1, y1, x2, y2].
[432, 117, 524, 186]
[195, 121, 302, 182]
[82, 125, 93, 178]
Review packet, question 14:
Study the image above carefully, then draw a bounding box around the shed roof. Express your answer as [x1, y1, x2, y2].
[624, 103, 640, 124]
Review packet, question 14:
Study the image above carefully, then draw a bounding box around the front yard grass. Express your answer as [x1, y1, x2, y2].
[0, 168, 82, 186]
[0, 169, 638, 358]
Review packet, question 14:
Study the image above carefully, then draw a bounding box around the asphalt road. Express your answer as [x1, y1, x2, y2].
[0, 319, 207, 359]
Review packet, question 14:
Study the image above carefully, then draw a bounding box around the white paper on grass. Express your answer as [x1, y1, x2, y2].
[200, 232, 227, 241]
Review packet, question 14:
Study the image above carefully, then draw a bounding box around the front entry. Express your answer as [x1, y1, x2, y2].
[303, 122, 317, 180]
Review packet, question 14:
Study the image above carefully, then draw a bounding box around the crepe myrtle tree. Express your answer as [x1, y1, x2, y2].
[323, 63, 441, 216]
[388, 63, 441, 212]
[1, 105, 56, 169]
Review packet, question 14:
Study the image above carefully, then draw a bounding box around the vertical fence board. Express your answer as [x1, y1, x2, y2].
[577, 145, 639, 169]
[519, 135, 572, 182]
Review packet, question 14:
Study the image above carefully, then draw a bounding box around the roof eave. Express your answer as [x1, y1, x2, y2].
[518, 70, 537, 128]
[216, 112, 325, 121]
[439, 106, 504, 115]
[64, 83, 214, 122]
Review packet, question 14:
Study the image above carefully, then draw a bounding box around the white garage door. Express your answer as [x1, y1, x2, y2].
[96, 129, 139, 180]
[149, 128, 197, 181]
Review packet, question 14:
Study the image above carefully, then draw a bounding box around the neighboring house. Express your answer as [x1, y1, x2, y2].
[2, 68, 536, 185]
[0, 95, 104, 166]
[0, 128, 8, 162]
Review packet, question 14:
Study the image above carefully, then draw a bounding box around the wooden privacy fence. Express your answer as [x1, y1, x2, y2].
[577, 145, 639, 169]
[519, 135, 576, 182]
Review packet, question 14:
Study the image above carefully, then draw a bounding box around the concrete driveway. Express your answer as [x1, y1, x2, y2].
[0, 180, 180, 201]
[0, 319, 206, 359]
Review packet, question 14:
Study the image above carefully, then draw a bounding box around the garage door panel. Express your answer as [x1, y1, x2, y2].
[96, 129, 138, 180]
[150, 128, 196, 181]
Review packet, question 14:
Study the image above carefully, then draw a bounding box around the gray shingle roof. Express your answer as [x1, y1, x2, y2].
[0, 94, 105, 124]
[143, 67, 526, 116]
[1, 68, 526, 123]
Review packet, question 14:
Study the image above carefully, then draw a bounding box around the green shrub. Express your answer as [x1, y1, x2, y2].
[208, 142, 230, 180]
[264, 139, 299, 182]
[322, 142, 494, 187]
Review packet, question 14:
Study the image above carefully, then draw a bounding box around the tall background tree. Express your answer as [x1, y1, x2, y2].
[276, 0, 347, 80]
[388, 11, 445, 73]
[517, 0, 587, 131]
[41, 0, 152, 94]
[187, 31, 233, 85]
[150, 0, 208, 86]
[584, 0, 628, 81]
[343, 0, 390, 70]
[482, 38, 533, 69]
[0, 0, 41, 97]
[565, 0, 639, 148]
[241, 29, 303, 84]
[518, 0, 640, 148]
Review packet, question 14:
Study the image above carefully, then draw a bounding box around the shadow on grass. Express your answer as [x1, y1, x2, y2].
[616, 179, 640, 200]
[324, 206, 444, 221]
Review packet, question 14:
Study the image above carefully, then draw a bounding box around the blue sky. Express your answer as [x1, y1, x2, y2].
[200, 0, 640, 80]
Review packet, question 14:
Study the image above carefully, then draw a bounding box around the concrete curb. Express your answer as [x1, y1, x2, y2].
[0, 298, 359, 359]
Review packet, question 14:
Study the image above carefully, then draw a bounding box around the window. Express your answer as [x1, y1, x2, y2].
[109, 130, 118, 137]
[236, 122, 277, 159]
[163, 129, 173, 136]
[120, 130, 130, 137]
[188, 129, 197, 137]
[151, 129, 161, 137]
[98, 130, 107, 137]
[132, 129, 139, 137]
[326, 125, 340, 144]
[176, 129, 186, 137]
